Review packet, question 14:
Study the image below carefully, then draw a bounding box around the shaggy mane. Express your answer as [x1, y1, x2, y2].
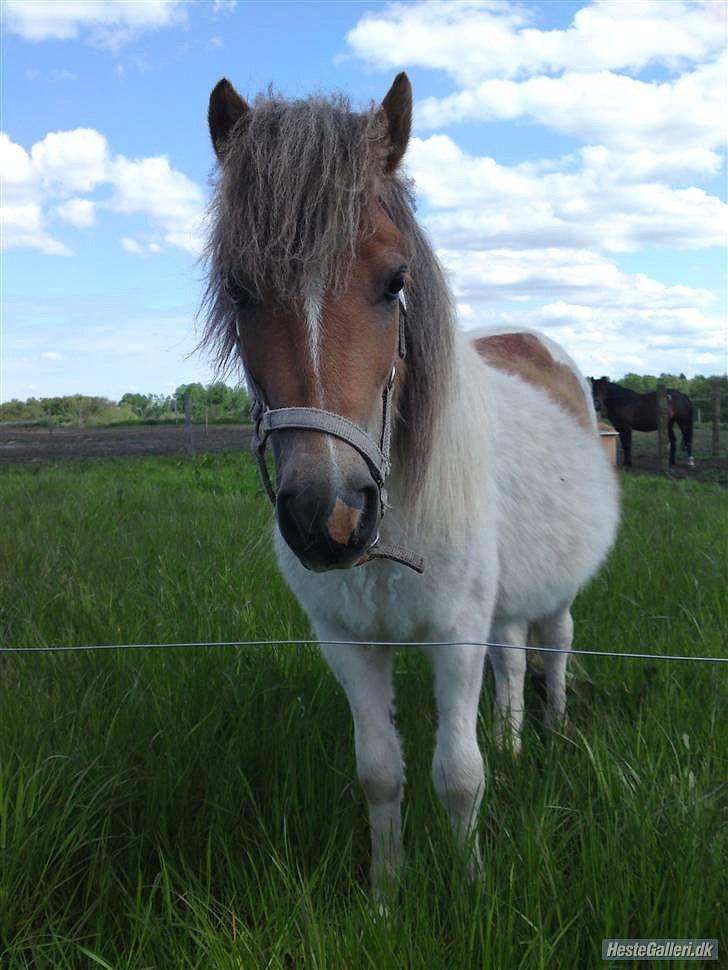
[200, 90, 455, 507]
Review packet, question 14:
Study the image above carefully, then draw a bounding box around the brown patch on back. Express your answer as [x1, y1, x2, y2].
[475, 332, 593, 431]
[326, 499, 363, 545]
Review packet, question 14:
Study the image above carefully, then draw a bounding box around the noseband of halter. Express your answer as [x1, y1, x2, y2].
[244, 293, 425, 574]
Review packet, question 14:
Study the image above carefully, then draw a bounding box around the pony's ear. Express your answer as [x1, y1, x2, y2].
[209, 78, 250, 161]
[379, 72, 412, 173]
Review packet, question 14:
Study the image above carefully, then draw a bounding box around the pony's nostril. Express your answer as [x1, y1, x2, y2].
[355, 482, 379, 542]
[276, 487, 311, 547]
[276, 479, 380, 570]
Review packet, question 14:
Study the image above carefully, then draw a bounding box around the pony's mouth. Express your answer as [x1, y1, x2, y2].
[277, 484, 381, 573]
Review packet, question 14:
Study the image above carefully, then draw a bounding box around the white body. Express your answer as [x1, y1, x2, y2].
[275, 328, 620, 892]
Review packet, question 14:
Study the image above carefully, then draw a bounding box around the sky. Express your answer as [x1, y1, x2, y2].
[1, 0, 726, 403]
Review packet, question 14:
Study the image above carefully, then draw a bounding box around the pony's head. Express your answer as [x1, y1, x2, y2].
[204, 75, 420, 571]
[590, 376, 610, 413]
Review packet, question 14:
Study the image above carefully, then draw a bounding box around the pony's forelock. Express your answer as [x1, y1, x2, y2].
[199, 89, 456, 511]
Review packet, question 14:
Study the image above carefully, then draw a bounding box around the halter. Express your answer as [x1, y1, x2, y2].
[244, 292, 424, 574]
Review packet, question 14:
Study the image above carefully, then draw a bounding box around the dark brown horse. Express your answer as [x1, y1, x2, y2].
[590, 377, 694, 468]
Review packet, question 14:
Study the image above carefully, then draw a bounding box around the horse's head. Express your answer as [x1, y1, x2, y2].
[206, 75, 413, 571]
[590, 376, 610, 414]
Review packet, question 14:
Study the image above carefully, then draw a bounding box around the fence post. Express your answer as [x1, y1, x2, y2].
[204, 405, 209, 433]
[46, 410, 53, 435]
[184, 392, 194, 456]
[656, 382, 668, 472]
[713, 389, 721, 458]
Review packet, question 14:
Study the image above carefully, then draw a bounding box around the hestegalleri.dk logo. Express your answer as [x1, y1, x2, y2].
[602, 939, 718, 961]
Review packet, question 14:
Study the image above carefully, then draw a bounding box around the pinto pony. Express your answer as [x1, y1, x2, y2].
[203, 73, 619, 895]
[590, 377, 694, 468]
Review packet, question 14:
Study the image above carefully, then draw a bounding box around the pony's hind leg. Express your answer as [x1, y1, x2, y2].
[533, 606, 573, 729]
[679, 409, 695, 465]
[488, 619, 528, 754]
[318, 637, 403, 898]
[618, 426, 632, 467]
[421, 641, 488, 875]
[668, 418, 677, 466]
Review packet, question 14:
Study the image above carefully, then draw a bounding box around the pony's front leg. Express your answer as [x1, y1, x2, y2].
[318, 636, 403, 897]
[422, 642, 488, 875]
[619, 427, 632, 467]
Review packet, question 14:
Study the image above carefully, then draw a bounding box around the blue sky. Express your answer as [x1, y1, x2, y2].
[1, 0, 726, 402]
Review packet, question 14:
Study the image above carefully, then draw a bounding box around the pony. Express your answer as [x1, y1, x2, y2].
[202, 73, 620, 897]
[590, 377, 694, 468]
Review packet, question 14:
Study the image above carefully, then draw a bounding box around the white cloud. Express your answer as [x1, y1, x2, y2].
[0, 132, 36, 186]
[121, 237, 144, 255]
[110, 156, 204, 255]
[406, 135, 727, 253]
[121, 236, 163, 255]
[347, 0, 726, 85]
[31, 128, 110, 193]
[54, 198, 96, 228]
[441, 247, 716, 309]
[443, 247, 725, 376]
[41, 351, 64, 360]
[0, 129, 204, 256]
[4, 0, 186, 48]
[416, 56, 727, 154]
[0, 203, 71, 255]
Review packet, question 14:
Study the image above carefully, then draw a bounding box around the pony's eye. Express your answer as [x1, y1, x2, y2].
[384, 273, 405, 301]
[224, 277, 255, 308]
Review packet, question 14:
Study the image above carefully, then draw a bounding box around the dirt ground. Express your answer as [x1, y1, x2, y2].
[0, 424, 253, 461]
[617, 423, 727, 487]
[1, 423, 725, 486]
[619, 453, 728, 487]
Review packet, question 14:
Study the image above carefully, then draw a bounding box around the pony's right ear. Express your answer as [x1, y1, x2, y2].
[379, 72, 412, 173]
[208, 78, 249, 160]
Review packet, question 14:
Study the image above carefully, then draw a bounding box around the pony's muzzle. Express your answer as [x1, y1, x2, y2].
[276, 473, 381, 571]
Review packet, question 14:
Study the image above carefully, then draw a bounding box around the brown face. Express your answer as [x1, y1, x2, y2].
[235, 201, 409, 571]
[208, 72, 413, 571]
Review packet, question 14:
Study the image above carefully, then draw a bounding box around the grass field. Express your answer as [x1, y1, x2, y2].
[1, 454, 726, 969]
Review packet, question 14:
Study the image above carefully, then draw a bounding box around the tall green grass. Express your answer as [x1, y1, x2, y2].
[1, 455, 726, 968]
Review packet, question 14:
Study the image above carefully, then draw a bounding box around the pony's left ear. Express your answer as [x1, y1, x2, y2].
[208, 78, 250, 161]
[379, 72, 412, 173]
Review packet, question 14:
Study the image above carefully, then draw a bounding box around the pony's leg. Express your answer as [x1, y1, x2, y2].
[421, 642, 488, 872]
[679, 411, 695, 465]
[619, 427, 632, 467]
[488, 619, 528, 754]
[534, 606, 573, 729]
[668, 418, 677, 465]
[318, 638, 403, 896]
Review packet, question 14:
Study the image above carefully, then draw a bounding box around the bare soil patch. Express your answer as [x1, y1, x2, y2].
[1, 423, 725, 486]
[0, 424, 253, 461]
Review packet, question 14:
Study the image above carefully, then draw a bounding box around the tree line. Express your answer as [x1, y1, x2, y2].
[616, 372, 727, 401]
[1, 374, 725, 427]
[0, 383, 250, 427]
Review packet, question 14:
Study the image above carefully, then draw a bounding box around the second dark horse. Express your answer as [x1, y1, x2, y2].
[591, 378, 694, 468]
